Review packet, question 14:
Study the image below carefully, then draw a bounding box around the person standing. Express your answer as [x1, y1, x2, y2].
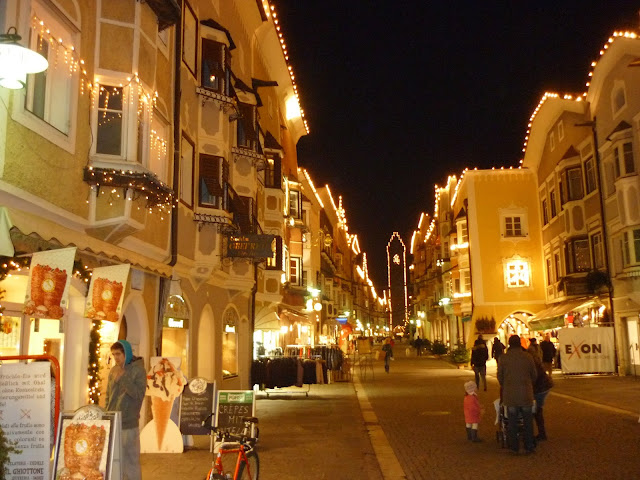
[532, 354, 553, 441]
[540, 333, 557, 376]
[491, 337, 505, 363]
[463, 381, 483, 442]
[527, 337, 542, 361]
[497, 335, 537, 455]
[382, 338, 393, 373]
[106, 340, 146, 480]
[415, 336, 423, 356]
[471, 335, 489, 391]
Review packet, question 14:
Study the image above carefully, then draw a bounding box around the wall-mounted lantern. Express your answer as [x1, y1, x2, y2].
[0, 27, 49, 89]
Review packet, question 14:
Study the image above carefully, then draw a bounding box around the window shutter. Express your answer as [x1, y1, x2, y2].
[201, 39, 224, 92]
[200, 154, 223, 196]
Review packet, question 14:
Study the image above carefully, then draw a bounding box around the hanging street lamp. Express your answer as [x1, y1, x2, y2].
[0, 27, 49, 89]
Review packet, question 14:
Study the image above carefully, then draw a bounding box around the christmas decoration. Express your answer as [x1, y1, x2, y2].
[88, 319, 102, 404]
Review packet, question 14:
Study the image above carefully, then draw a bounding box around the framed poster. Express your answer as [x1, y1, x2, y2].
[52, 409, 120, 480]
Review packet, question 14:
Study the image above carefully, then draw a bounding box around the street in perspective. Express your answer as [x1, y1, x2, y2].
[142, 343, 640, 480]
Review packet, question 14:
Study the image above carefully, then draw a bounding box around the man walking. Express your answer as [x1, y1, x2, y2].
[106, 340, 146, 480]
[415, 336, 423, 356]
[540, 333, 556, 376]
[471, 335, 489, 391]
[497, 335, 537, 455]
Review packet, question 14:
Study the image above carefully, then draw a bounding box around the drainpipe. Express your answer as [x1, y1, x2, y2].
[249, 261, 258, 389]
[576, 118, 619, 373]
[169, 18, 181, 267]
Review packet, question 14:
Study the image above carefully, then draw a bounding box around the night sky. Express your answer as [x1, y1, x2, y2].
[275, 1, 640, 289]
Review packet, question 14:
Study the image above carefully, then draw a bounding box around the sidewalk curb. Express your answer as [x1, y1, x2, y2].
[353, 374, 407, 480]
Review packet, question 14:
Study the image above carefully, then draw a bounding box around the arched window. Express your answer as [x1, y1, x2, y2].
[222, 308, 238, 377]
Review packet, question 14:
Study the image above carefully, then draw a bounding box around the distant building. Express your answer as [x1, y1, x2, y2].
[387, 232, 408, 330]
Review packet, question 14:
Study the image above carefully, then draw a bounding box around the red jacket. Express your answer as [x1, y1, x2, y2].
[464, 393, 481, 424]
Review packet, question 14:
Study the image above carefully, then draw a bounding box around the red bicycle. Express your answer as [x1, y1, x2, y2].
[202, 414, 259, 480]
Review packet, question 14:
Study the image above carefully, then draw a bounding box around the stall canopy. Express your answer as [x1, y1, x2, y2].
[254, 311, 280, 330]
[528, 298, 601, 331]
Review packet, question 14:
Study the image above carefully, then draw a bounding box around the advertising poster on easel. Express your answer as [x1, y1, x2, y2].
[52, 405, 121, 480]
[0, 361, 51, 480]
[179, 378, 215, 436]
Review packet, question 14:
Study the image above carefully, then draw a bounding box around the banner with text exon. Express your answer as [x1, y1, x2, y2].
[85, 264, 131, 324]
[558, 327, 615, 374]
[23, 247, 76, 319]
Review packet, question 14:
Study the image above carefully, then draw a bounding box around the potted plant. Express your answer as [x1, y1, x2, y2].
[450, 343, 470, 368]
[431, 340, 448, 357]
[0, 426, 21, 480]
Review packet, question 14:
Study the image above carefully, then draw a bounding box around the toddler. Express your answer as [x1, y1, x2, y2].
[463, 380, 482, 442]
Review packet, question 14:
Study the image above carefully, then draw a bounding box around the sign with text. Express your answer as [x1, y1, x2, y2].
[0, 362, 51, 480]
[227, 234, 276, 259]
[215, 390, 255, 435]
[179, 378, 215, 435]
[558, 327, 615, 374]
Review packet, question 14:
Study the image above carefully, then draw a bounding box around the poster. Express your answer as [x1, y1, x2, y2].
[179, 378, 215, 436]
[0, 362, 51, 480]
[558, 327, 615, 374]
[23, 247, 76, 319]
[140, 357, 186, 453]
[84, 264, 131, 324]
[52, 407, 119, 480]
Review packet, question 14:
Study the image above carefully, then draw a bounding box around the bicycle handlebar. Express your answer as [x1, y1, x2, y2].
[201, 414, 259, 444]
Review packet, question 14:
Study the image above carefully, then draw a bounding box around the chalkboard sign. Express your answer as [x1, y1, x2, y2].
[215, 390, 255, 435]
[179, 378, 215, 435]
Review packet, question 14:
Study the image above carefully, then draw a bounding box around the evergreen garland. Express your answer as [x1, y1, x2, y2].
[88, 320, 102, 404]
[0, 425, 21, 480]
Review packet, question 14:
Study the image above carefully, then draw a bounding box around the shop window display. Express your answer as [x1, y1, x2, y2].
[222, 310, 238, 377]
[0, 316, 21, 356]
[162, 295, 190, 377]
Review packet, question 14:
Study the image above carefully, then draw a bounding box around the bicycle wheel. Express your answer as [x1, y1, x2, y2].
[237, 451, 259, 480]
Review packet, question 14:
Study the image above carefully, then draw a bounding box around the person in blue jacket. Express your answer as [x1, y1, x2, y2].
[106, 340, 146, 480]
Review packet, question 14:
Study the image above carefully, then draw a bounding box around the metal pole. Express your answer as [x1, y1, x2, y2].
[578, 118, 620, 373]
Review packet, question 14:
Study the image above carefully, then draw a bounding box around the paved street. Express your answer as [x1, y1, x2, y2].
[142, 344, 640, 479]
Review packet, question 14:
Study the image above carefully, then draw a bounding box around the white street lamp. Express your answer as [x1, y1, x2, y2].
[0, 27, 48, 89]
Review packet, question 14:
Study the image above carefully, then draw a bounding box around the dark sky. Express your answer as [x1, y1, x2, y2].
[275, 1, 640, 289]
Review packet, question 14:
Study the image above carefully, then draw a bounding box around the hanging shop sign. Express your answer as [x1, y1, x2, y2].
[23, 247, 76, 319]
[226, 234, 275, 259]
[557, 326, 615, 374]
[84, 264, 131, 324]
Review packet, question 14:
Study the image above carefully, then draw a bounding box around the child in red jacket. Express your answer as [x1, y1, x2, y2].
[464, 380, 483, 442]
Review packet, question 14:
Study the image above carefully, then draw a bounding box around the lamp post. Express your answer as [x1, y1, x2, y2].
[0, 27, 48, 89]
[575, 118, 619, 373]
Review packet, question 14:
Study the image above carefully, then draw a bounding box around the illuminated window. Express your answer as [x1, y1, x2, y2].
[201, 39, 230, 94]
[289, 190, 301, 219]
[566, 238, 590, 273]
[222, 309, 238, 378]
[162, 295, 190, 376]
[264, 154, 281, 188]
[95, 85, 124, 156]
[506, 261, 530, 288]
[266, 236, 283, 270]
[26, 1, 75, 135]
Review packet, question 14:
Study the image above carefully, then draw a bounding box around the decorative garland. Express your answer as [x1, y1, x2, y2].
[88, 320, 102, 404]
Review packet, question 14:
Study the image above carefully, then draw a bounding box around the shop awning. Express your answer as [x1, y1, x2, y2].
[527, 298, 600, 332]
[254, 311, 280, 330]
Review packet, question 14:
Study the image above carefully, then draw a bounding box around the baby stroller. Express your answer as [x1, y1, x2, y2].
[495, 401, 524, 449]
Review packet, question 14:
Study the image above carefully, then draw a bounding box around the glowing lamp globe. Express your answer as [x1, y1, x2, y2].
[0, 28, 48, 90]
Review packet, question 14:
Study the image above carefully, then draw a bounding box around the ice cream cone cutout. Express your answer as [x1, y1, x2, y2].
[142, 357, 186, 452]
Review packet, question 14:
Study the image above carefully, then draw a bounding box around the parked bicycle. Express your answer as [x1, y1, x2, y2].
[202, 414, 259, 480]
